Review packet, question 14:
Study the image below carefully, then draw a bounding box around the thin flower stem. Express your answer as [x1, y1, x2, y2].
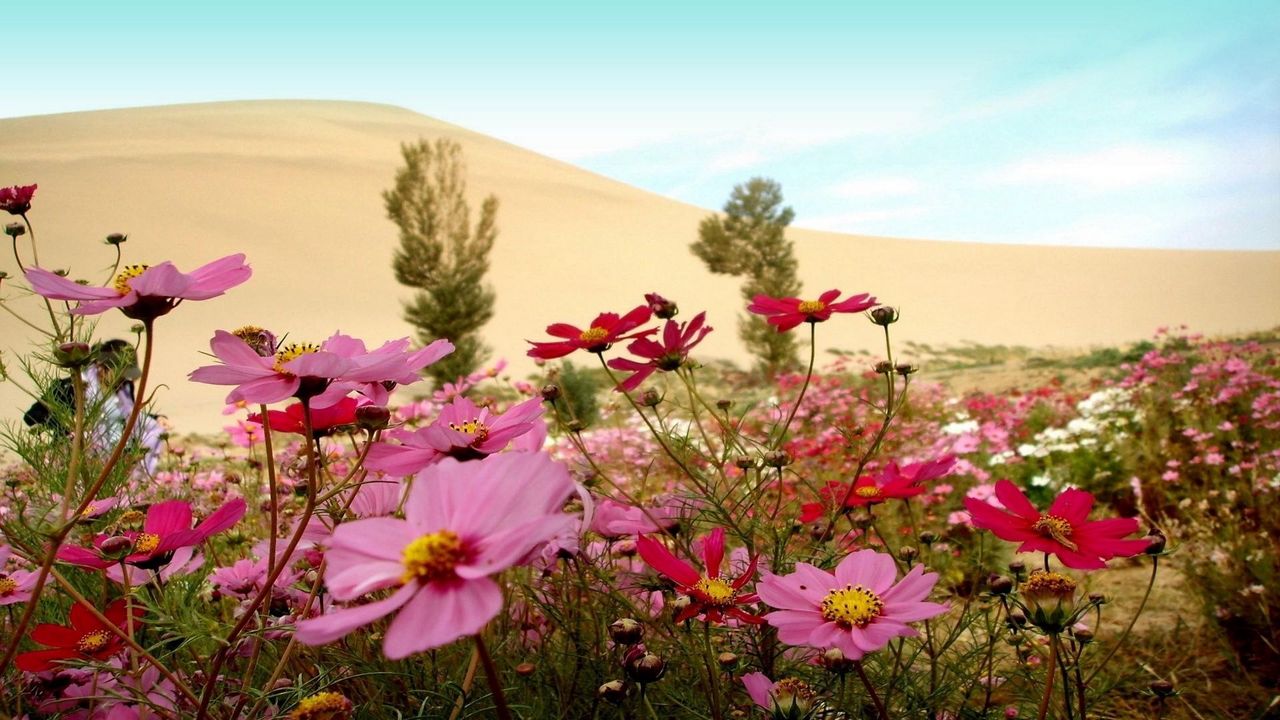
[0, 319, 155, 675]
[1055, 635, 1075, 720]
[1083, 557, 1158, 685]
[196, 399, 321, 720]
[473, 633, 513, 720]
[447, 648, 481, 720]
[20, 213, 64, 337]
[0, 299, 56, 336]
[1037, 636, 1058, 720]
[853, 660, 890, 720]
[773, 322, 816, 448]
[260, 404, 279, 580]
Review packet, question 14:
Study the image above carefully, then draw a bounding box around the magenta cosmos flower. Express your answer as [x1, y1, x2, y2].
[748, 289, 877, 332]
[294, 452, 576, 658]
[637, 527, 764, 624]
[365, 395, 544, 475]
[963, 480, 1148, 570]
[756, 549, 947, 660]
[607, 311, 712, 392]
[0, 545, 38, 605]
[527, 305, 654, 359]
[189, 329, 353, 404]
[25, 254, 251, 321]
[58, 498, 245, 571]
[0, 184, 36, 215]
[800, 455, 956, 522]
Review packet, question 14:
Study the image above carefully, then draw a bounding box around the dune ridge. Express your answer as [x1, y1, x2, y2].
[1, 100, 1277, 432]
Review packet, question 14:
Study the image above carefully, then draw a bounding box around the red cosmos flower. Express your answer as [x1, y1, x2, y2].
[964, 480, 1149, 570]
[16, 599, 143, 672]
[637, 528, 764, 625]
[527, 305, 653, 359]
[607, 312, 712, 392]
[748, 289, 877, 332]
[0, 184, 36, 215]
[250, 397, 360, 438]
[799, 456, 955, 522]
[58, 498, 246, 571]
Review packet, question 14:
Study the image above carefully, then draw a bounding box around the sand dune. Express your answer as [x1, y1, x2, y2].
[1, 100, 1277, 433]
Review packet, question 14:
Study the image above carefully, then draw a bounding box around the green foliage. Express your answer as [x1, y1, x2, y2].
[691, 177, 801, 378]
[385, 138, 498, 387]
[546, 360, 603, 429]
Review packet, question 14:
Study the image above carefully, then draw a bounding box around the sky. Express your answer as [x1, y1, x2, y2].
[6, 0, 1279, 249]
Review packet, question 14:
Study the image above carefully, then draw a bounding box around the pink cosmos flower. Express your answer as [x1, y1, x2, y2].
[637, 527, 764, 624]
[365, 396, 544, 475]
[0, 183, 36, 215]
[607, 311, 713, 392]
[0, 544, 38, 605]
[963, 480, 1149, 570]
[294, 452, 576, 658]
[589, 497, 682, 538]
[756, 549, 947, 660]
[25, 254, 251, 321]
[189, 330, 352, 405]
[312, 333, 454, 406]
[527, 305, 654, 359]
[57, 498, 245, 571]
[748, 289, 877, 332]
[742, 672, 819, 716]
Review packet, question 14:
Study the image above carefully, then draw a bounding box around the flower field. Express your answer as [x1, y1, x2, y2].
[1, 185, 1277, 719]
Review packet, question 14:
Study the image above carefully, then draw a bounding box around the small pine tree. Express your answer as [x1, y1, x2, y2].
[385, 139, 498, 387]
[691, 177, 801, 377]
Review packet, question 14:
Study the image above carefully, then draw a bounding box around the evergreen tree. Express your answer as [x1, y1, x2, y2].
[691, 177, 801, 377]
[385, 139, 497, 386]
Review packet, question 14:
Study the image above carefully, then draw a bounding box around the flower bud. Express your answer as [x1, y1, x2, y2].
[1007, 609, 1027, 629]
[4, 222, 25, 238]
[869, 306, 899, 326]
[354, 405, 391, 431]
[716, 399, 732, 411]
[1021, 570, 1078, 633]
[105, 233, 127, 245]
[764, 450, 791, 468]
[768, 678, 817, 717]
[918, 531, 938, 546]
[897, 545, 918, 562]
[624, 651, 667, 684]
[874, 361, 894, 375]
[1149, 679, 1176, 698]
[639, 389, 662, 407]
[608, 618, 644, 646]
[644, 292, 678, 320]
[515, 662, 536, 677]
[1088, 592, 1106, 605]
[895, 362, 918, 377]
[735, 455, 757, 470]
[1008, 560, 1027, 579]
[597, 680, 628, 705]
[1072, 627, 1094, 644]
[717, 651, 738, 670]
[99, 535, 134, 558]
[989, 575, 1014, 595]
[540, 384, 561, 402]
[820, 647, 855, 674]
[54, 342, 93, 368]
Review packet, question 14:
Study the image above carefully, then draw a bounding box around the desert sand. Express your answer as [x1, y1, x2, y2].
[1, 100, 1277, 433]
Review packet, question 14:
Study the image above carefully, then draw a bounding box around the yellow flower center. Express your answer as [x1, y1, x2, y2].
[233, 325, 276, 356]
[133, 532, 161, 554]
[797, 300, 826, 314]
[1032, 514, 1078, 551]
[76, 630, 111, 653]
[1022, 570, 1077, 598]
[855, 486, 881, 498]
[112, 265, 149, 295]
[115, 510, 146, 529]
[290, 691, 353, 720]
[448, 419, 490, 441]
[821, 584, 885, 628]
[693, 576, 737, 607]
[401, 530, 464, 583]
[273, 343, 321, 373]
[579, 327, 610, 345]
[0, 577, 17, 595]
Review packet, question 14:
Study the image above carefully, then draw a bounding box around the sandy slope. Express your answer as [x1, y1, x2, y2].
[1, 100, 1277, 433]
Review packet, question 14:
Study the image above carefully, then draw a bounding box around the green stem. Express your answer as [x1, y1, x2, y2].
[474, 633, 513, 720]
[773, 322, 816, 447]
[853, 660, 889, 720]
[1083, 557, 1158, 685]
[1037, 636, 1058, 720]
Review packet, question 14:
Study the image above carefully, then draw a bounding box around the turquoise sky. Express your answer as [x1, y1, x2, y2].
[7, 0, 1279, 249]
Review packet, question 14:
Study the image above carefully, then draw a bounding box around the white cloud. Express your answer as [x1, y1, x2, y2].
[983, 144, 1196, 190]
